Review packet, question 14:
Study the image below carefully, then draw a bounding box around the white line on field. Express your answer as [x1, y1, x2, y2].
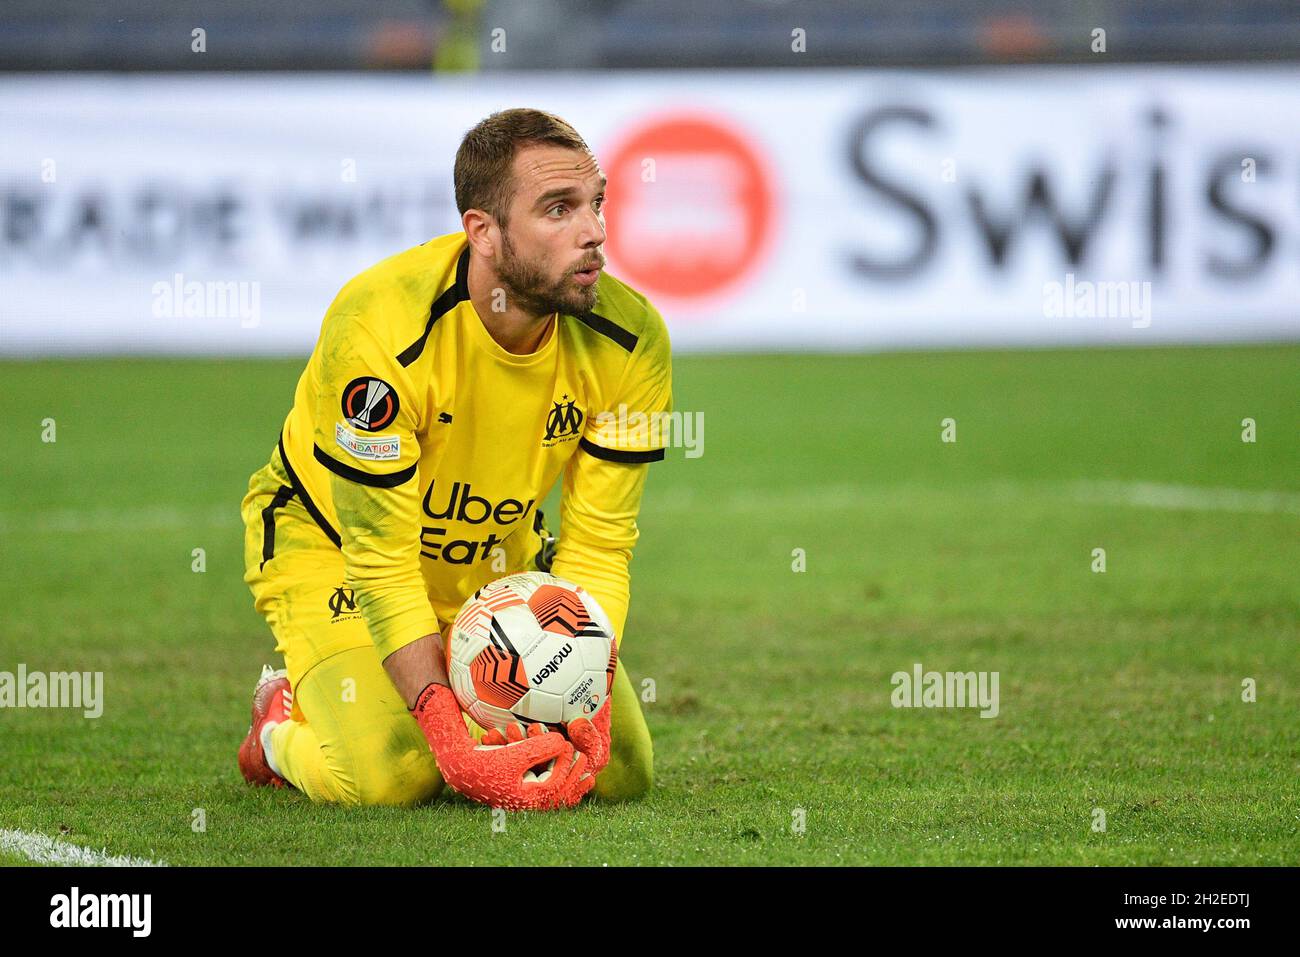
[1, 480, 1295, 535]
[654, 480, 1300, 515]
[0, 505, 234, 535]
[0, 828, 165, 867]
[1067, 481, 1300, 515]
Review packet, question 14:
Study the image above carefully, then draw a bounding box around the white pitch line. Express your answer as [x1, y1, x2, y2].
[0, 505, 234, 535]
[654, 480, 1300, 516]
[1068, 480, 1300, 515]
[0, 828, 165, 868]
[1, 481, 1295, 536]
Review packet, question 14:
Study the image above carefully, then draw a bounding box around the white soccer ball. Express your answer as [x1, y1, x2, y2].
[447, 572, 617, 730]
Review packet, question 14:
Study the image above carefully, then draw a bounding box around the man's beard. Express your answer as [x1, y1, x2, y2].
[496, 228, 599, 318]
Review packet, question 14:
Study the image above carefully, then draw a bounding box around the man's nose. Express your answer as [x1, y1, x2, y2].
[580, 205, 606, 246]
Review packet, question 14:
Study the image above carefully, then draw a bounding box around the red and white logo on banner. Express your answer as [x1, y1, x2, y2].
[602, 114, 778, 310]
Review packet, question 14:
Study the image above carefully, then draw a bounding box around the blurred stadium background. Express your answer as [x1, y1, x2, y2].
[4, 0, 1300, 354]
[1, 3, 1297, 866]
[5, 0, 1300, 69]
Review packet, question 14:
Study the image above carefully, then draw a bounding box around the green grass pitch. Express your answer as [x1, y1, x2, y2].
[1, 344, 1296, 866]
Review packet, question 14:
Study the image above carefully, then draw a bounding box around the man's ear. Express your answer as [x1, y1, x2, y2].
[462, 209, 499, 257]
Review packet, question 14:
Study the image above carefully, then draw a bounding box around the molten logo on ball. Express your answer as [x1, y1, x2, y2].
[448, 573, 618, 729]
[531, 643, 573, 685]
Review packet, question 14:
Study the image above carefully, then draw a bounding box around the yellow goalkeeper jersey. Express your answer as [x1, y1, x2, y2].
[264, 231, 672, 660]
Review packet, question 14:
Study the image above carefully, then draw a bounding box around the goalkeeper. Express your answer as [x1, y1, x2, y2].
[236, 108, 671, 810]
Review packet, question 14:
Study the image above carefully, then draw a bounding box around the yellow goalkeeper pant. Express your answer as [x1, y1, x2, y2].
[240, 456, 653, 807]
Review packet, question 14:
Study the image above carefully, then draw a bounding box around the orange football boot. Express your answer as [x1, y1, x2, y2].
[237, 665, 293, 788]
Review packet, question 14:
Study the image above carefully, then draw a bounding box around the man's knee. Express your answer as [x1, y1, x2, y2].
[347, 751, 444, 808]
[594, 739, 653, 802]
[295, 646, 445, 808]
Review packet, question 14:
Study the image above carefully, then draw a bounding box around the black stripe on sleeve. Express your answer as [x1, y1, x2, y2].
[277, 434, 343, 548]
[573, 311, 639, 353]
[397, 244, 471, 367]
[313, 443, 418, 488]
[579, 437, 665, 464]
[259, 484, 296, 570]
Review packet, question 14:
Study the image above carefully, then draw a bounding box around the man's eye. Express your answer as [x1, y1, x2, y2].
[549, 204, 568, 217]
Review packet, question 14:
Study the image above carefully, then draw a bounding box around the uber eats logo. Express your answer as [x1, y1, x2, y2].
[543, 394, 583, 447]
[420, 480, 536, 565]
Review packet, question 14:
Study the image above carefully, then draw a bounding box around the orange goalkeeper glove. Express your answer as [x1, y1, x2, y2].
[478, 699, 610, 806]
[566, 697, 612, 781]
[411, 683, 587, 811]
